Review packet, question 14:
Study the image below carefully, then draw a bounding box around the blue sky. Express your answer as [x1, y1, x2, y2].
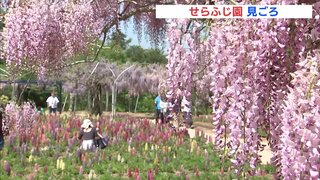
[121, 19, 168, 51]
[121, 22, 151, 49]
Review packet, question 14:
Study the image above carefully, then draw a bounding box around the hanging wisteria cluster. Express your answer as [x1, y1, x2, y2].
[1, 0, 168, 78]
[280, 52, 320, 179]
[165, 0, 320, 178]
[4, 101, 39, 135]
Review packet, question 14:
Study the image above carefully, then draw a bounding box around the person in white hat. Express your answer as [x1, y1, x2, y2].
[78, 119, 99, 151]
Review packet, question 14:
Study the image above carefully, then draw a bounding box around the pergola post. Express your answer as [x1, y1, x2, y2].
[57, 81, 62, 113]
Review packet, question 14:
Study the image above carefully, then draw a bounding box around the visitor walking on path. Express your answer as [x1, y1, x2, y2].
[155, 94, 164, 124]
[46, 91, 59, 116]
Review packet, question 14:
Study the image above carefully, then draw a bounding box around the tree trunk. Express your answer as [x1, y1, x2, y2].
[11, 83, 16, 102]
[106, 91, 109, 111]
[91, 83, 102, 116]
[88, 90, 91, 111]
[16, 84, 22, 104]
[134, 94, 139, 113]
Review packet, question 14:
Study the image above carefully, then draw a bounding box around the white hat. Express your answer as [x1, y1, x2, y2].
[81, 119, 93, 129]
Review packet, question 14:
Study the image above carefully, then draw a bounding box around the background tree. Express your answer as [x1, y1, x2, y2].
[144, 48, 167, 64]
[126, 46, 167, 64]
[98, 30, 131, 64]
[125, 45, 145, 63]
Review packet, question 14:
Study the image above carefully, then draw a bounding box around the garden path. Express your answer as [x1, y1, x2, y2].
[153, 119, 272, 165]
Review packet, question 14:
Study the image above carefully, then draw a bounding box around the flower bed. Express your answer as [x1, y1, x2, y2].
[0, 112, 274, 179]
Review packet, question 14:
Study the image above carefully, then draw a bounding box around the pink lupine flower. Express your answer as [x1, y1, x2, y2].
[185, 175, 190, 180]
[68, 139, 73, 149]
[87, 159, 92, 168]
[79, 166, 83, 176]
[28, 173, 34, 180]
[34, 163, 38, 174]
[64, 131, 70, 141]
[135, 175, 141, 180]
[134, 168, 140, 179]
[3, 161, 11, 176]
[147, 169, 154, 180]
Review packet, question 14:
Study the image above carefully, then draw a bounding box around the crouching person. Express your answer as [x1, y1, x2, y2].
[78, 119, 98, 151]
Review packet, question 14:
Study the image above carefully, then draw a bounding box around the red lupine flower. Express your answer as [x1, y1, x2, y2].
[127, 168, 132, 178]
[220, 168, 224, 175]
[43, 165, 47, 174]
[134, 168, 140, 177]
[194, 165, 199, 177]
[195, 129, 199, 137]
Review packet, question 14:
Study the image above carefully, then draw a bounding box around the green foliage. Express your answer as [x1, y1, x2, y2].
[97, 30, 131, 64]
[0, 95, 9, 106]
[0, 10, 4, 32]
[143, 48, 167, 64]
[125, 45, 145, 63]
[99, 46, 127, 64]
[95, 29, 167, 65]
[109, 31, 131, 50]
[126, 46, 167, 64]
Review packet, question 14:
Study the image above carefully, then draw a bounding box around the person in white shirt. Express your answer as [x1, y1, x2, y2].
[46, 91, 59, 116]
[160, 100, 169, 124]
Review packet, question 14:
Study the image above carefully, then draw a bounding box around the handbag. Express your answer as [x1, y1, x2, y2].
[96, 136, 108, 149]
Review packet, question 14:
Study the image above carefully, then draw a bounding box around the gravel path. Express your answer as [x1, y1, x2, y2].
[149, 119, 272, 165]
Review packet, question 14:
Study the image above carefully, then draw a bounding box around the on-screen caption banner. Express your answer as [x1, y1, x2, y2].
[156, 5, 313, 19]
